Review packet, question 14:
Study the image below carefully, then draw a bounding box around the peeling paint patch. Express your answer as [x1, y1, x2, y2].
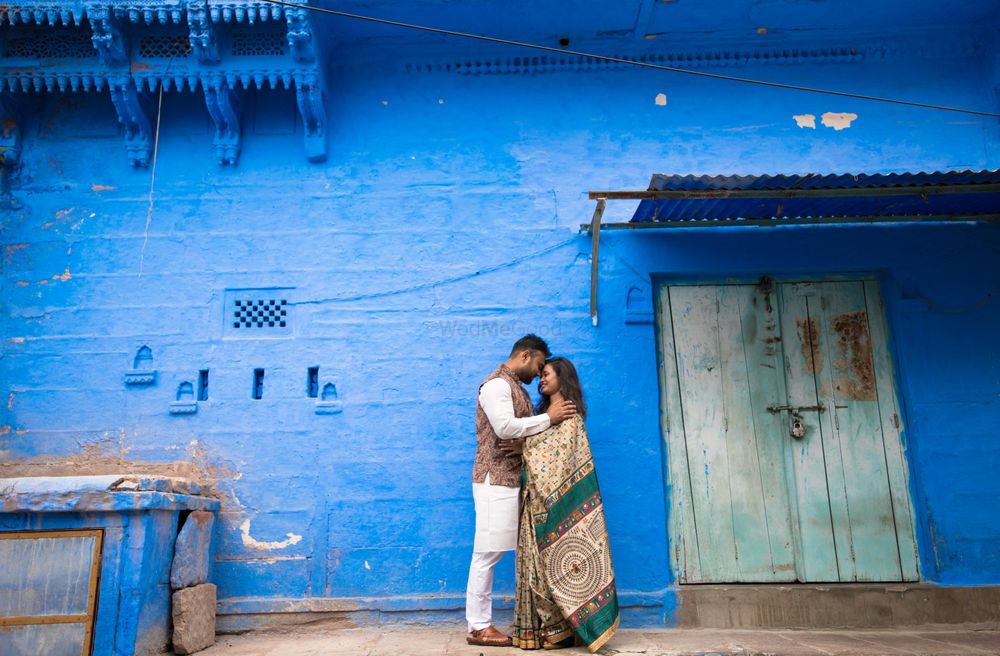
[43, 207, 87, 232]
[821, 112, 857, 130]
[0, 425, 9, 435]
[655, 93, 668, 106]
[51, 267, 72, 282]
[91, 184, 117, 191]
[239, 519, 303, 551]
[15, 281, 29, 286]
[7, 392, 13, 410]
[8, 337, 25, 343]
[793, 114, 816, 129]
[4, 243, 28, 265]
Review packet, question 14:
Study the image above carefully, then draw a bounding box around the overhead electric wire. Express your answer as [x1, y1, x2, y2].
[261, 0, 1000, 119]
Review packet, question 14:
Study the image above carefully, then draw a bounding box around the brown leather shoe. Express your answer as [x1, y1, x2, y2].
[467, 625, 513, 647]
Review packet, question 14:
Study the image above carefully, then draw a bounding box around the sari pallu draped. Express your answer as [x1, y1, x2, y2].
[512, 414, 619, 652]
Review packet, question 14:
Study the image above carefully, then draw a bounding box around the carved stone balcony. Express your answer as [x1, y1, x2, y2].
[0, 0, 327, 165]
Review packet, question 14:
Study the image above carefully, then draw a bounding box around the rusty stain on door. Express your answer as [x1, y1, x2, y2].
[796, 316, 823, 374]
[832, 311, 877, 400]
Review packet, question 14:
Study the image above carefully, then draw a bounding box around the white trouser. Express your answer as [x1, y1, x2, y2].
[466, 474, 519, 631]
[466, 549, 505, 631]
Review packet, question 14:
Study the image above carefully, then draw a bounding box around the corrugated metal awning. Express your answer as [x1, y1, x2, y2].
[581, 170, 1000, 325]
[587, 169, 1000, 229]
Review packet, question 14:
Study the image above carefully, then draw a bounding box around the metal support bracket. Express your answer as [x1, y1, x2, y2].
[589, 198, 606, 327]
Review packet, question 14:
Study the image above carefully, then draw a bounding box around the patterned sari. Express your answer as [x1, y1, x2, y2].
[512, 414, 619, 652]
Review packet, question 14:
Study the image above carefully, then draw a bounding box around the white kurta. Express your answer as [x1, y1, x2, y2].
[472, 378, 551, 553]
[472, 473, 520, 552]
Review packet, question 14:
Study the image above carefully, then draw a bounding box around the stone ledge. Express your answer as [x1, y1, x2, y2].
[675, 584, 1000, 629]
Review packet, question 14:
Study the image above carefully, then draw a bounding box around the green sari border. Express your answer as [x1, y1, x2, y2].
[534, 469, 601, 547]
[585, 611, 620, 653]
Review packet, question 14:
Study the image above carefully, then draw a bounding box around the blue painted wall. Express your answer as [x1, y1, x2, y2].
[2, 16, 999, 627]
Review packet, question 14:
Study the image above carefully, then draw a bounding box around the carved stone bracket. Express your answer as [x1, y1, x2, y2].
[86, 3, 129, 66]
[186, 0, 220, 63]
[109, 78, 153, 167]
[295, 74, 326, 162]
[204, 76, 243, 165]
[285, 5, 317, 63]
[0, 94, 23, 170]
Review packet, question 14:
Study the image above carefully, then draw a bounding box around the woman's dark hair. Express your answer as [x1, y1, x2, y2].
[535, 357, 587, 420]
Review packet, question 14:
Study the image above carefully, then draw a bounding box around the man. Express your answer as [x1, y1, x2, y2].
[466, 334, 577, 647]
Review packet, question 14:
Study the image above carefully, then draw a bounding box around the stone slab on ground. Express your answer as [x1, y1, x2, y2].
[172, 583, 217, 655]
[192, 626, 1000, 656]
[675, 585, 1000, 629]
[171, 511, 215, 590]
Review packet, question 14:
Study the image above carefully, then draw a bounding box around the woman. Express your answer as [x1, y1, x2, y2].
[512, 357, 619, 651]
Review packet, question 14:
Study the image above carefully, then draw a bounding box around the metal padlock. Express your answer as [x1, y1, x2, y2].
[790, 415, 806, 439]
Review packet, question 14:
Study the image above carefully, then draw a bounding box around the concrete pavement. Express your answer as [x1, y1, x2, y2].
[195, 625, 1000, 655]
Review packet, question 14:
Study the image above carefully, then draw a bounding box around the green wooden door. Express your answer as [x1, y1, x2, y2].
[657, 279, 918, 583]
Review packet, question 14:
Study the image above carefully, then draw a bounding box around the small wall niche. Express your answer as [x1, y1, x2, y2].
[197, 370, 209, 401]
[315, 382, 342, 415]
[252, 369, 265, 400]
[169, 381, 198, 415]
[625, 286, 654, 324]
[124, 345, 157, 386]
[307, 367, 319, 398]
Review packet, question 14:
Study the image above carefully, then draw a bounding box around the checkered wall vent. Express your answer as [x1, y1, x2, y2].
[224, 288, 294, 337]
[233, 298, 288, 329]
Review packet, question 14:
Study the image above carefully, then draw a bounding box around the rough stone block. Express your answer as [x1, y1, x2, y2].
[171, 511, 215, 590]
[172, 583, 216, 655]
